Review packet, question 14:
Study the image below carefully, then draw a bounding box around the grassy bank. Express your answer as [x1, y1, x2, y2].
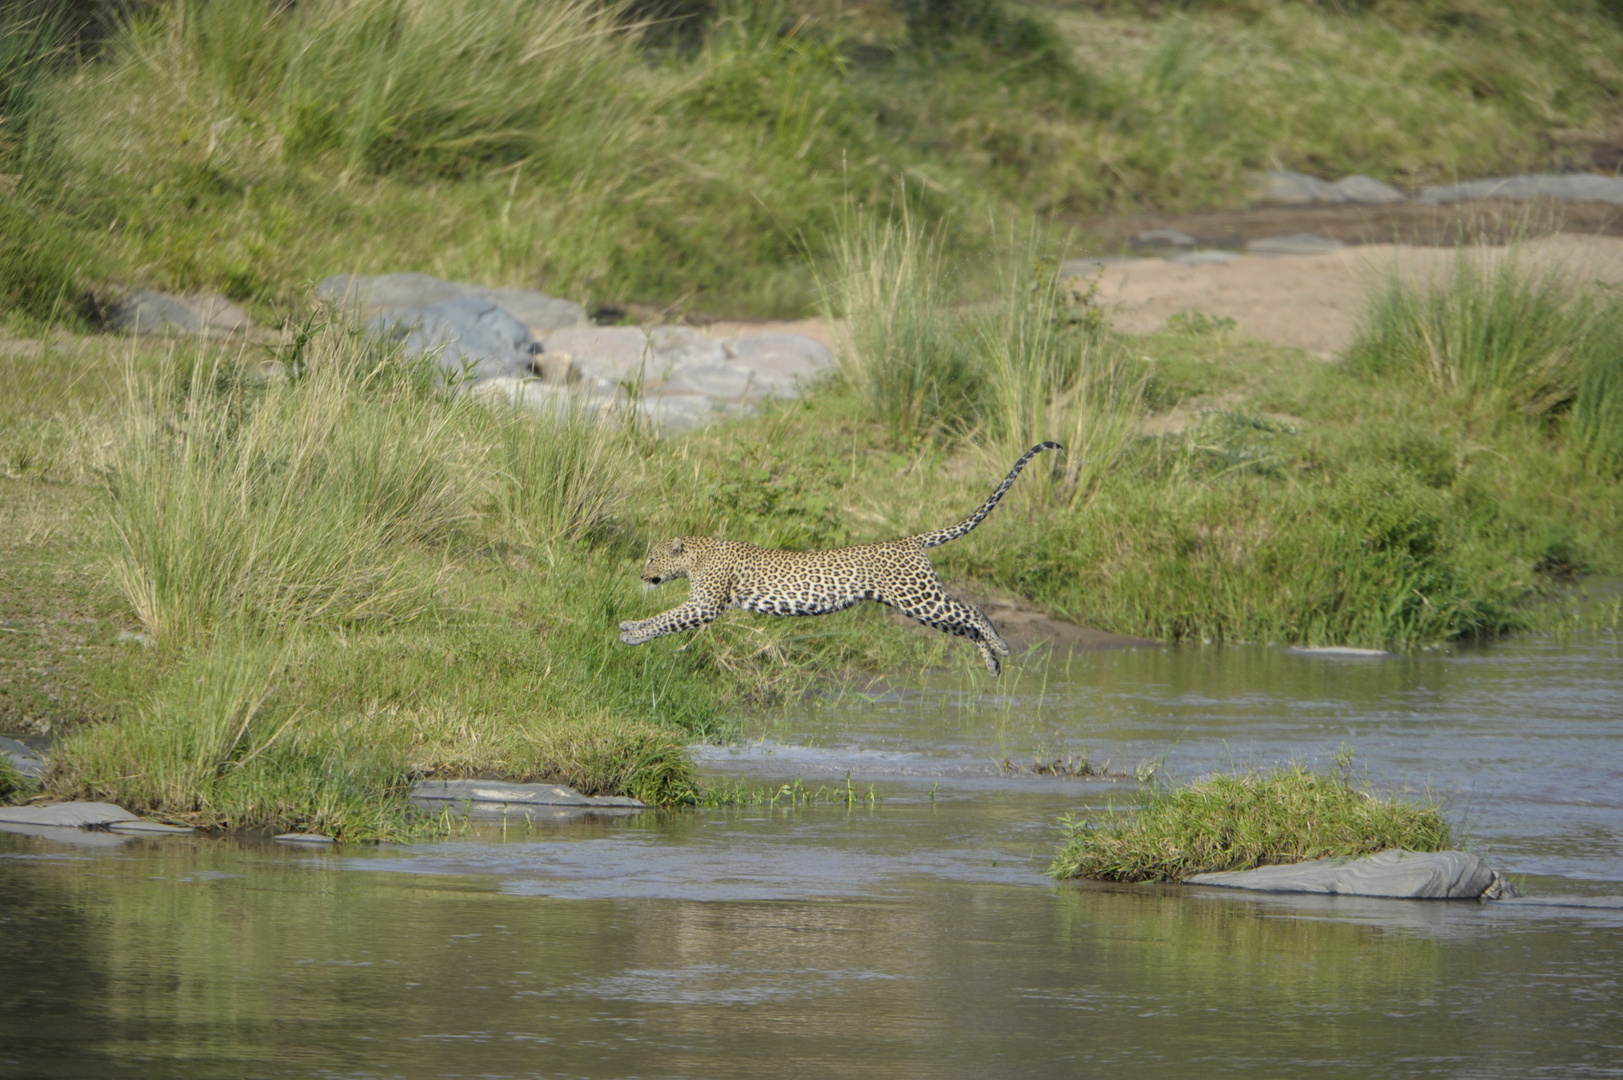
[2, 0, 1621, 327]
[1048, 762, 1452, 882]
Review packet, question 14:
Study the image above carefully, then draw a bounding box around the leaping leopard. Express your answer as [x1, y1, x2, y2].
[618, 442, 1062, 675]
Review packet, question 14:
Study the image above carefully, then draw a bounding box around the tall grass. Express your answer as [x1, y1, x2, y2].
[1350, 246, 1623, 469]
[1049, 764, 1452, 883]
[973, 255, 1142, 504]
[159, 0, 644, 179]
[821, 205, 979, 444]
[102, 324, 633, 645]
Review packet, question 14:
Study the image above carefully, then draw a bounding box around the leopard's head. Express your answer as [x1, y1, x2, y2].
[639, 538, 694, 587]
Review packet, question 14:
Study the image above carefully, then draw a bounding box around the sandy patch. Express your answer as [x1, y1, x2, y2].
[1084, 235, 1623, 359]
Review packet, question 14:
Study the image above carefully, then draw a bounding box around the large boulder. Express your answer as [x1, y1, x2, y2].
[106, 290, 254, 338]
[367, 297, 541, 381]
[316, 273, 587, 332]
[1186, 848, 1501, 899]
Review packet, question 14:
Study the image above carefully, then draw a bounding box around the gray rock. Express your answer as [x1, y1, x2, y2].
[1333, 174, 1407, 204]
[1253, 169, 1348, 206]
[275, 832, 335, 844]
[470, 377, 621, 419]
[1417, 173, 1623, 206]
[658, 363, 759, 400]
[107, 290, 253, 338]
[541, 325, 655, 383]
[640, 393, 748, 432]
[722, 332, 836, 391]
[368, 297, 540, 381]
[1170, 250, 1240, 266]
[316, 273, 587, 332]
[0, 736, 46, 780]
[1187, 849, 1498, 899]
[1135, 228, 1196, 248]
[649, 325, 728, 368]
[410, 778, 646, 809]
[0, 801, 137, 828]
[473, 288, 588, 332]
[1246, 233, 1346, 256]
[106, 819, 195, 835]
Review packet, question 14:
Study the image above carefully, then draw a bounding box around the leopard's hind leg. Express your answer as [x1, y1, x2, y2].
[884, 577, 1011, 676]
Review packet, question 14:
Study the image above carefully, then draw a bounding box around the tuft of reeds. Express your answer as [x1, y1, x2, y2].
[1351, 245, 1623, 471]
[820, 203, 980, 444]
[100, 321, 634, 645]
[972, 253, 1142, 505]
[1048, 764, 1452, 883]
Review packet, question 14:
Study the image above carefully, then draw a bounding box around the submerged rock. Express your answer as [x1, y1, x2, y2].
[107, 290, 254, 338]
[1186, 848, 1501, 899]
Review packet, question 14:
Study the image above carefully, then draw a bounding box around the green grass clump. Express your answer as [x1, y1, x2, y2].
[1049, 765, 1452, 883]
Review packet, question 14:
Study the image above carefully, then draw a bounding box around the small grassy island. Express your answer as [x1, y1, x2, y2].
[1048, 764, 1453, 883]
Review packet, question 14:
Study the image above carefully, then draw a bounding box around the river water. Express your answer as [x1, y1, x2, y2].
[3, 635, 1620, 1078]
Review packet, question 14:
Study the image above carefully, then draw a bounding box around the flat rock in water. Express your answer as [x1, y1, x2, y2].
[1333, 174, 1407, 204]
[1187, 849, 1497, 899]
[0, 736, 47, 780]
[1253, 170, 1348, 206]
[0, 822, 131, 848]
[1417, 174, 1623, 206]
[0, 802, 136, 828]
[411, 779, 646, 809]
[275, 832, 336, 844]
[1247, 233, 1346, 256]
[107, 290, 253, 338]
[316, 273, 586, 331]
[368, 297, 539, 381]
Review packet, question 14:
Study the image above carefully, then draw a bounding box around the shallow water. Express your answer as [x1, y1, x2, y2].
[3, 635, 1621, 1078]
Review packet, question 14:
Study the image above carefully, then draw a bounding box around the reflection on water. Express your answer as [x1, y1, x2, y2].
[2, 636, 1620, 1078]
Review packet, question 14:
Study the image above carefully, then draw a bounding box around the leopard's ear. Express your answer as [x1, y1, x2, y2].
[671, 538, 683, 555]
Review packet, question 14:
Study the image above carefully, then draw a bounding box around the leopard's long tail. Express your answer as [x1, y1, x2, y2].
[915, 442, 1063, 549]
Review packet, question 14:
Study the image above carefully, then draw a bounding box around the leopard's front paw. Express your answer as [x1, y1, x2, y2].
[619, 620, 650, 645]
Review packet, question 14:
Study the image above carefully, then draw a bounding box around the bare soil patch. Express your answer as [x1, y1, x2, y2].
[1085, 234, 1623, 359]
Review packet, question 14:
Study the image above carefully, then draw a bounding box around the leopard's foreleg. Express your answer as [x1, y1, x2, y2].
[619, 599, 723, 645]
